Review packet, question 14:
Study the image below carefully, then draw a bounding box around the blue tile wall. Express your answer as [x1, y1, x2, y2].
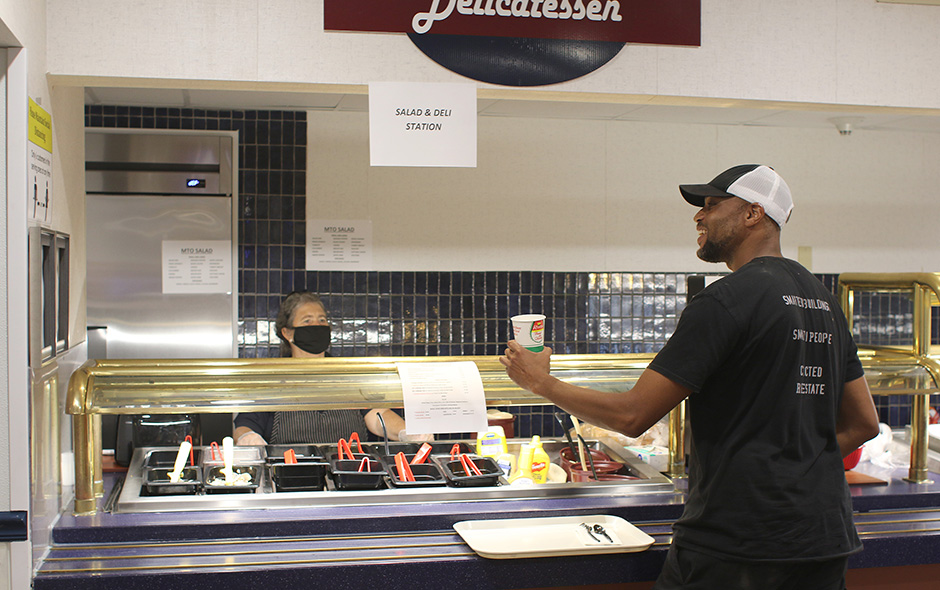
[850, 292, 940, 425]
[86, 105, 938, 435]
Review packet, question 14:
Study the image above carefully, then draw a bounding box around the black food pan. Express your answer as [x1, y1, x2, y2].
[330, 458, 387, 490]
[142, 466, 202, 496]
[144, 448, 202, 469]
[384, 460, 446, 488]
[270, 462, 329, 492]
[265, 444, 325, 463]
[203, 465, 260, 494]
[438, 456, 502, 487]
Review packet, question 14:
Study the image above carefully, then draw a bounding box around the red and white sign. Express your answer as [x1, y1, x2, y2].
[325, 0, 700, 46]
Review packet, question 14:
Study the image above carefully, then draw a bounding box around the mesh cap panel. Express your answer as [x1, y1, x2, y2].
[727, 165, 793, 226]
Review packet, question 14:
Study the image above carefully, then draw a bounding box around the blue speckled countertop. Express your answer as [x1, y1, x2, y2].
[34, 462, 940, 590]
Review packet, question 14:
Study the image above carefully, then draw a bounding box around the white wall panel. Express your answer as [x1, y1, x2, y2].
[834, 0, 940, 107]
[256, 3, 440, 84]
[47, 0, 940, 110]
[308, 112, 609, 270]
[48, 1, 261, 81]
[656, 0, 840, 103]
[309, 111, 940, 273]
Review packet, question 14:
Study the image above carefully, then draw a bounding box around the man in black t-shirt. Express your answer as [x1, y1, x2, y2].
[500, 164, 879, 590]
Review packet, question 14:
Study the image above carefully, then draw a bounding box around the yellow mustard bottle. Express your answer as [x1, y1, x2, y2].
[530, 435, 550, 484]
[508, 444, 534, 484]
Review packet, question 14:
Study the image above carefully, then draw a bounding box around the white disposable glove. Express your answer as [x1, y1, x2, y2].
[398, 429, 434, 442]
[235, 431, 267, 446]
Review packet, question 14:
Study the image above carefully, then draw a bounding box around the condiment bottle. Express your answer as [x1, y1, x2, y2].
[476, 425, 508, 457]
[508, 444, 534, 484]
[530, 435, 550, 484]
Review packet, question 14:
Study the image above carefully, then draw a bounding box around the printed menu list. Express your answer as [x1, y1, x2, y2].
[306, 219, 373, 271]
[397, 361, 488, 435]
[162, 240, 233, 294]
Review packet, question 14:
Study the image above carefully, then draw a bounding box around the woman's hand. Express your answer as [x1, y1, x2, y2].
[499, 340, 554, 394]
[235, 430, 267, 446]
[398, 429, 434, 442]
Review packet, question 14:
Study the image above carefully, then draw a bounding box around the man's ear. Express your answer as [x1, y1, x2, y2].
[744, 202, 766, 227]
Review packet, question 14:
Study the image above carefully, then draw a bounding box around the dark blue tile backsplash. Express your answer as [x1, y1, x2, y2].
[87, 105, 938, 435]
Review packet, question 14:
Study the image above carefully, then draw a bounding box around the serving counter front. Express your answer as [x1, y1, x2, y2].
[35, 273, 940, 588]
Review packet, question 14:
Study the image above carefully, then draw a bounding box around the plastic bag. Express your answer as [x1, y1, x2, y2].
[860, 423, 905, 469]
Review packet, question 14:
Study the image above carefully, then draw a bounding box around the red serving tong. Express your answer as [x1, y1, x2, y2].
[284, 449, 298, 464]
[449, 443, 462, 458]
[459, 454, 483, 477]
[411, 442, 433, 465]
[337, 438, 355, 460]
[357, 456, 371, 473]
[209, 441, 220, 462]
[348, 431, 364, 454]
[395, 452, 415, 482]
[184, 435, 194, 466]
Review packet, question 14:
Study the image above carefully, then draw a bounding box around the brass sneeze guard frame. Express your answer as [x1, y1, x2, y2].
[66, 354, 656, 515]
[839, 272, 940, 485]
[66, 273, 940, 515]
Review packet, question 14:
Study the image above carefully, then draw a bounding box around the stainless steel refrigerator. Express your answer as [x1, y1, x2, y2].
[85, 129, 238, 455]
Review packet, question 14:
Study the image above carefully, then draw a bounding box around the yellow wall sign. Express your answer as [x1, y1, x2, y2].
[28, 98, 52, 153]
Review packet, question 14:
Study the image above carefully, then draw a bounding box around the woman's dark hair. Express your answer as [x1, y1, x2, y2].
[275, 292, 326, 357]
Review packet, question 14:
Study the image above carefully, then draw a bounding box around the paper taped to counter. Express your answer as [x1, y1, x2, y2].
[397, 361, 487, 435]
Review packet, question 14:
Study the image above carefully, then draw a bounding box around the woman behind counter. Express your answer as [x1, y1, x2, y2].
[234, 291, 419, 445]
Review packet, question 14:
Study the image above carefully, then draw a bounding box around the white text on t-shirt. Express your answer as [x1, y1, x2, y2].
[792, 329, 832, 344]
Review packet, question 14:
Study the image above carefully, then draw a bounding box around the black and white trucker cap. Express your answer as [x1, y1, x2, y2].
[679, 164, 793, 227]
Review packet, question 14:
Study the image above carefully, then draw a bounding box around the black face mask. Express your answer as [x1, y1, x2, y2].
[290, 325, 331, 355]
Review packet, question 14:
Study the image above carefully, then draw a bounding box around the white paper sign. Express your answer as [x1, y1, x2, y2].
[28, 98, 53, 223]
[369, 81, 477, 168]
[162, 240, 233, 294]
[306, 219, 373, 270]
[397, 362, 488, 435]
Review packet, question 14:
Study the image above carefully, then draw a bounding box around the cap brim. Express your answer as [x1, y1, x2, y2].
[678, 183, 734, 207]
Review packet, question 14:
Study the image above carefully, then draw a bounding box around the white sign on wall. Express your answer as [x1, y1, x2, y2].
[28, 98, 53, 223]
[162, 240, 233, 294]
[369, 81, 477, 168]
[306, 219, 374, 270]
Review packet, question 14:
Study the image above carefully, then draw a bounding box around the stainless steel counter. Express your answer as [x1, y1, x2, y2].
[113, 439, 674, 513]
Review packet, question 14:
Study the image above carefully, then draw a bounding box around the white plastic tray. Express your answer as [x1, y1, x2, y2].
[453, 514, 654, 559]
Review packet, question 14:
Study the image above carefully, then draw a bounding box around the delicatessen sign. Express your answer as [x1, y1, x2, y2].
[324, 0, 700, 46]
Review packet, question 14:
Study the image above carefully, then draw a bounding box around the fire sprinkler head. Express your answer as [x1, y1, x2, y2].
[828, 116, 865, 136]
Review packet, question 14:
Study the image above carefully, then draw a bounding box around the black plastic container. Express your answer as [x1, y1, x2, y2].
[144, 448, 203, 469]
[321, 440, 372, 462]
[364, 442, 420, 456]
[330, 458, 388, 490]
[326, 451, 376, 464]
[385, 460, 445, 488]
[265, 444, 324, 464]
[270, 462, 329, 491]
[203, 465, 260, 494]
[142, 466, 202, 496]
[429, 441, 473, 456]
[115, 414, 199, 467]
[438, 456, 502, 487]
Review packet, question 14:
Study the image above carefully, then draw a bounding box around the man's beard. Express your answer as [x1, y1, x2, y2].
[697, 236, 731, 263]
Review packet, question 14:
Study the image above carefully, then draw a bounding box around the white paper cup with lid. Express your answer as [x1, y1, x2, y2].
[511, 314, 546, 352]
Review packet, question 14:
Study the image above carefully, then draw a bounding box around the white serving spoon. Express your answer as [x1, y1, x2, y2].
[222, 436, 235, 485]
[569, 416, 588, 472]
[167, 440, 192, 483]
